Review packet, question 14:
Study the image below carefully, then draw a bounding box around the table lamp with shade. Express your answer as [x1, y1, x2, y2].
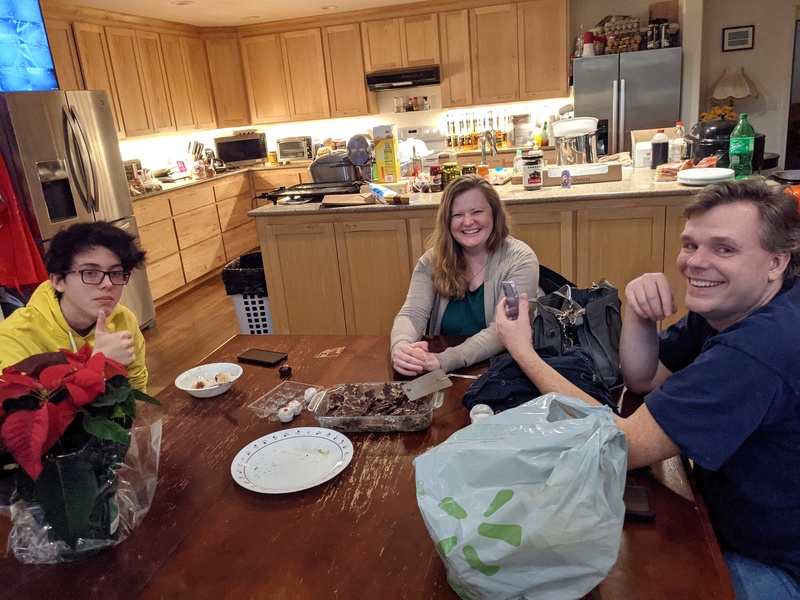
[708, 67, 759, 108]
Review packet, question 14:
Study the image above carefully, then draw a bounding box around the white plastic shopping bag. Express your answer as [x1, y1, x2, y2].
[414, 393, 627, 600]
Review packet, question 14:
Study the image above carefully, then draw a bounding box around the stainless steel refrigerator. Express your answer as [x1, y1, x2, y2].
[0, 90, 156, 329]
[573, 47, 682, 155]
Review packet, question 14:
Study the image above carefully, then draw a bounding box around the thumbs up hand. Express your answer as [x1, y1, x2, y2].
[92, 310, 135, 366]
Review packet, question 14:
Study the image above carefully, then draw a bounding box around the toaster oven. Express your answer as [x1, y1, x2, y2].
[276, 136, 313, 162]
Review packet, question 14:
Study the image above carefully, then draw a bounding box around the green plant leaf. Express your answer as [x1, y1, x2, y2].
[132, 388, 163, 407]
[91, 384, 130, 407]
[82, 415, 131, 446]
[34, 455, 100, 547]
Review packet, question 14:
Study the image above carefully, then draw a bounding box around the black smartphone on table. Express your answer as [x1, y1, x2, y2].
[237, 349, 288, 367]
[623, 484, 655, 522]
[501, 280, 520, 320]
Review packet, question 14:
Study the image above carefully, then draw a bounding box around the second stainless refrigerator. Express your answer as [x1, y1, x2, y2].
[573, 47, 682, 155]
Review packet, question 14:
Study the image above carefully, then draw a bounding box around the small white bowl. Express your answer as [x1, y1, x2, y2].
[175, 362, 243, 398]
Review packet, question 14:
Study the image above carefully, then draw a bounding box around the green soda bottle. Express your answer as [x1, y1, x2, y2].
[729, 113, 755, 179]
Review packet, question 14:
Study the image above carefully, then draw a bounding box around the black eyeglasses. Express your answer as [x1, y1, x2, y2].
[64, 269, 132, 285]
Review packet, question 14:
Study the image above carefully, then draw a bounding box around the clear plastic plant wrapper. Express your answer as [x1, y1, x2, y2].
[1, 407, 162, 563]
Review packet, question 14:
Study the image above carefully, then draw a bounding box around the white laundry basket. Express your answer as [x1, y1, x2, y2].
[231, 293, 273, 335]
[222, 252, 272, 335]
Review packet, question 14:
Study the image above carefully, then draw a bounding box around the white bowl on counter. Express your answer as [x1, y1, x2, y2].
[175, 362, 243, 398]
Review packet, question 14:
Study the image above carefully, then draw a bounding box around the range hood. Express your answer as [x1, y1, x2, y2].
[366, 65, 440, 91]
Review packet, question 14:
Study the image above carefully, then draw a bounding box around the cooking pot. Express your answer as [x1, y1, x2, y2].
[551, 117, 599, 165]
[685, 119, 765, 170]
[771, 170, 800, 185]
[309, 152, 360, 183]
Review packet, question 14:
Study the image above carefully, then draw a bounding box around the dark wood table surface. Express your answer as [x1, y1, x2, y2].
[1, 335, 735, 599]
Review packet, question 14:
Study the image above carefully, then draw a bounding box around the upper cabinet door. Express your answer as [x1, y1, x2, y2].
[400, 14, 439, 67]
[135, 31, 176, 134]
[105, 27, 155, 137]
[361, 18, 403, 72]
[204, 35, 251, 128]
[470, 4, 518, 104]
[180, 36, 217, 130]
[518, 0, 569, 100]
[72, 22, 124, 137]
[44, 18, 84, 91]
[439, 10, 472, 108]
[160, 34, 196, 131]
[281, 29, 330, 121]
[322, 23, 370, 118]
[240, 34, 291, 124]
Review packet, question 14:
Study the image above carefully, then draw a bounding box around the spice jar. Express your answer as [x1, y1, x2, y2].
[429, 164, 443, 192]
[442, 162, 460, 187]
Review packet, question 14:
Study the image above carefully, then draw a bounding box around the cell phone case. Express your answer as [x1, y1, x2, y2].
[502, 281, 519, 320]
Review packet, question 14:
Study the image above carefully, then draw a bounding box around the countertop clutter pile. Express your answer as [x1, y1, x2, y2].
[574, 12, 680, 58]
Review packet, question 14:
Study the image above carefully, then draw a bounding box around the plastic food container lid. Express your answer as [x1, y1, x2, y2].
[550, 117, 598, 138]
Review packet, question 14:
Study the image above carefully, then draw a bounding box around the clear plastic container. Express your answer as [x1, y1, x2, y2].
[248, 381, 324, 420]
[309, 382, 444, 433]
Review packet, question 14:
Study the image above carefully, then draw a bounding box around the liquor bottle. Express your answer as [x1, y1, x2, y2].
[669, 121, 686, 162]
[540, 120, 549, 147]
[445, 115, 453, 149]
[729, 113, 756, 180]
[651, 129, 670, 169]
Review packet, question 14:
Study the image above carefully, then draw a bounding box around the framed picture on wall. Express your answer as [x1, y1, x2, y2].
[722, 25, 754, 52]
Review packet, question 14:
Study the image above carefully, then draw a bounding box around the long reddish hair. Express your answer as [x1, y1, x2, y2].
[429, 175, 510, 299]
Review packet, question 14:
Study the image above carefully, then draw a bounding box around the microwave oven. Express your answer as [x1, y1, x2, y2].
[276, 136, 313, 162]
[214, 132, 267, 167]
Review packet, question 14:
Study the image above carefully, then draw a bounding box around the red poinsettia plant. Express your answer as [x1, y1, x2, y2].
[0, 344, 160, 481]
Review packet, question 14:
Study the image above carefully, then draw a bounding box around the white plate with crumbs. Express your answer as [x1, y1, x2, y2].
[677, 168, 735, 186]
[230, 427, 353, 493]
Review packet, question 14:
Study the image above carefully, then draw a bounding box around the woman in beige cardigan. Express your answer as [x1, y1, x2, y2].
[390, 175, 539, 376]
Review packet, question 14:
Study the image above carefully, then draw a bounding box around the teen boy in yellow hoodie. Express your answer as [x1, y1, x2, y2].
[0, 221, 148, 392]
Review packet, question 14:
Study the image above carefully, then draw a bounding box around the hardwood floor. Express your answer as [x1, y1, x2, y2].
[143, 276, 240, 396]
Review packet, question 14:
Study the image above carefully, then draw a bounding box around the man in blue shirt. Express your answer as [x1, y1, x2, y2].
[495, 180, 800, 599]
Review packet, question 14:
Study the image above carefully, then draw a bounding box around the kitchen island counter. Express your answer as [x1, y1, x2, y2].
[250, 167, 698, 336]
[247, 167, 694, 217]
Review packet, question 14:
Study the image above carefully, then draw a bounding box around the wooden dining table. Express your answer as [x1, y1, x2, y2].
[1, 334, 735, 599]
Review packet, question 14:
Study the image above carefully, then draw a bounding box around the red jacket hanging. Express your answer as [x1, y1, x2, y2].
[0, 153, 48, 291]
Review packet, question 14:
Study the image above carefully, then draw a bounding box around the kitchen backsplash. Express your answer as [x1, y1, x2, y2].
[118, 89, 570, 170]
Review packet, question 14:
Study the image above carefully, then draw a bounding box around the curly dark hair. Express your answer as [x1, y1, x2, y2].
[45, 221, 146, 276]
[686, 180, 800, 282]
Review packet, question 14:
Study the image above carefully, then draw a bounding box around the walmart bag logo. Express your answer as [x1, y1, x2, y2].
[434, 490, 521, 576]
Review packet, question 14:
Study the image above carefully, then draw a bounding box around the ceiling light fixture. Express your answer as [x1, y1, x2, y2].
[320, 5, 339, 10]
[170, 0, 194, 5]
[242, 15, 261, 21]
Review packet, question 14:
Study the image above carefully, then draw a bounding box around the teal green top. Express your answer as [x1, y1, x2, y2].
[440, 284, 486, 336]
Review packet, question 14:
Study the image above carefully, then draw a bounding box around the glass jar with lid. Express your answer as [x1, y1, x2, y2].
[461, 163, 477, 175]
[442, 162, 461, 187]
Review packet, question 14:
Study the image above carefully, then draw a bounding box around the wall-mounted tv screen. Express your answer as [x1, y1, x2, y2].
[0, 0, 58, 92]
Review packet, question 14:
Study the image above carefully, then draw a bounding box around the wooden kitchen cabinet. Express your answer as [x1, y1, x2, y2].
[146, 254, 185, 300]
[518, 0, 569, 100]
[361, 18, 403, 72]
[45, 18, 84, 91]
[322, 23, 371, 118]
[204, 34, 250, 127]
[135, 31, 177, 134]
[160, 34, 198, 131]
[251, 168, 312, 192]
[72, 22, 124, 137]
[168, 184, 215, 216]
[335, 219, 412, 335]
[361, 14, 439, 73]
[401, 14, 439, 67]
[260, 222, 347, 335]
[281, 29, 331, 121]
[240, 34, 291, 124]
[506, 205, 574, 281]
[575, 205, 666, 314]
[470, 4, 519, 104]
[180, 36, 217, 130]
[138, 218, 179, 263]
[181, 236, 226, 282]
[104, 27, 155, 137]
[439, 10, 472, 108]
[174, 204, 221, 250]
[662, 204, 688, 327]
[407, 213, 437, 268]
[214, 174, 258, 261]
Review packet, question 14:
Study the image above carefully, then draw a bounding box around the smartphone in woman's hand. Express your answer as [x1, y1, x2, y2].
[501, 281, 519, 320]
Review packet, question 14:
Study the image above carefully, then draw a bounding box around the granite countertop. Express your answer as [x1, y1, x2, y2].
[248, 167, 696, 217]
[130, 162, 310, 202]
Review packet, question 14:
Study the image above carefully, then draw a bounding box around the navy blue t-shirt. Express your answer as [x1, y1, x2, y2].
[646, 278, 800, 581]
